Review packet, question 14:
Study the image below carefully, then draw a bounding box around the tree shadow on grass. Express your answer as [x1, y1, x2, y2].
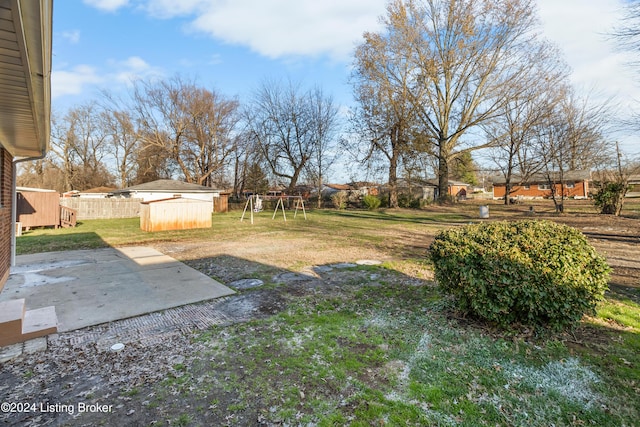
[16, 231, 110, 255]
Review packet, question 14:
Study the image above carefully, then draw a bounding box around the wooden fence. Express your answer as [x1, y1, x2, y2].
[59, 198, 142, 220]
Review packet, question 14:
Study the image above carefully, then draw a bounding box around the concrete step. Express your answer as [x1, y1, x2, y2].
[0, 299, 57, 347]
[22, 306, 58, 341]
[0, 299, 26, 344]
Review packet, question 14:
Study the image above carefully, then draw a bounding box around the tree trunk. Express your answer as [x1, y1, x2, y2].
[316, 173, 323, 209]
[389, 152, 398, 208]
[504, 181, 511, 205]
[437, 143, 449, 204]
[288, 166, 304, 195]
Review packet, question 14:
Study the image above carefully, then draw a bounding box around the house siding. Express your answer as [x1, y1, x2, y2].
[0, 148, 13, 291]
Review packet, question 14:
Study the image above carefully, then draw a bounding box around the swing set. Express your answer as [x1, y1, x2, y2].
[240, 194, 307, 224]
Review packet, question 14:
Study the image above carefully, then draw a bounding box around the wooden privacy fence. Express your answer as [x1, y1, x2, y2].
[59, 198, 142, 220]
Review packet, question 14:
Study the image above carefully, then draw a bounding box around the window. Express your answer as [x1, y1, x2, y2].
[565, 182, 575, 188]
[538, 183, 550, 190]
[523, 185, 530, 190]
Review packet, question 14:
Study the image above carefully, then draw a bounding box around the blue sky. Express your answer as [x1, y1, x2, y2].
[53, 0, 639, 161]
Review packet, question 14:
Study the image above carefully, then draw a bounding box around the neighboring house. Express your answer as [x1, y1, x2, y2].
[420, 179, 471, 201]
[321, 183, 351, 196]
[628, 175, 640, 198]
[322, 182, 381, 197]
[111, 179, 223, 212]
[62, 187, 117, 198]
[492, 170, 591, 200]
[0, 1, 52, 290]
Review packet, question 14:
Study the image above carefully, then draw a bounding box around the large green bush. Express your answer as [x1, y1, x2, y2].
[429, 220, 610, 331]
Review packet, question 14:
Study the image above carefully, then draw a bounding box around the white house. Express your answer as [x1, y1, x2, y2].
[111, 179, 223, 212]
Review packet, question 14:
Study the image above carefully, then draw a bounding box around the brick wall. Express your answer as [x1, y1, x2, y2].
[494, 180, 589, 199]
[0, 148, 13, 291]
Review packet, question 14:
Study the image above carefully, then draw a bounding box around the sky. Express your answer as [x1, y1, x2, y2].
[52, 0, 640, 175]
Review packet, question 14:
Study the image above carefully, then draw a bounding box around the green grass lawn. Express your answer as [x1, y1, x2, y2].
[14, 208, 640, 426]
[16, 208, 472, 256]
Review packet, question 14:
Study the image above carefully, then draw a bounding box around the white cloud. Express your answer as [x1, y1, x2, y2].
[143, 0, 207, 19]
[62, 30, 81, 44]
[52, 65, 103, 98]
[83, 0, 130, 12]
[141, 0, 387, 61]
[537, 0, 640, 152]
[537, 0, 639, 108]
[109, 56, 165, 83]
[52, 57, 165, 101]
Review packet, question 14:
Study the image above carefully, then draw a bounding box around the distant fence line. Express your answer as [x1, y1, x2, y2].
[59, 198, 142, 220]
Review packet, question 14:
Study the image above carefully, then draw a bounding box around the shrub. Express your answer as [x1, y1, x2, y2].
[429, 220, 610, 331]
[397, 193, 421, 209]
[331, 191, 348, 210]
[593, 181, 628, 215]
[363, 194, 381, 210]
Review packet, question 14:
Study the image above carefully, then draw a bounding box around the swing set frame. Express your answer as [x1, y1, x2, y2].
[240, 194, 307, 224]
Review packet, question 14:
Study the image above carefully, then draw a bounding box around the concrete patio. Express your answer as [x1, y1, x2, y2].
[0, 247, 235, 332]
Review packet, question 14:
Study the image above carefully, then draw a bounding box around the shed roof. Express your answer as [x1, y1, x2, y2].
[16, 186, 55, 193]
[141, 197, 212, 205]
[113, 179, 219, 194]
[0, 0, 52, 158]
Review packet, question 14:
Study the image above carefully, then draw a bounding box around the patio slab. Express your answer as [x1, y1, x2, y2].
[0, 247, 235, 332]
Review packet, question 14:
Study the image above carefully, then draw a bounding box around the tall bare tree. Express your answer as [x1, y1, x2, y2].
[614, 1, 640, 67]
[99, 108, 140, 188]
[50, 103, 114, 191]
[535, 91, 609, 212]
[485, 42, 569, 204]
[246, 79, 335, 194]
[351, 12, 419, 208]
[306, 87, 340, 208]
[131, 75, 239, 186]
[356, 0, 541, 203]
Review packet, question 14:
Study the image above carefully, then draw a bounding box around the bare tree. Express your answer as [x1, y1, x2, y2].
[132, 138, 174, 185]
[49, 112, 75, 192]
[99, 108, 140, 188]
[535, 91, 609, 212]
[485, 42, 569, 204]
[183, 88, 240, 187]
[306, 87, 340, 208]
[357, 0, 541, 203]
[351, 16, 419, 208]
[131, 75, 240, 186]
[614, 1, 640, 68]
[16, 157, 65, 192]
[246, 79, 333, 194]
[50, 103, 114, 191]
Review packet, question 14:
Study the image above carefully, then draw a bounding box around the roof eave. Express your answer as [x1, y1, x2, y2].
[1, 0, 52, 158]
